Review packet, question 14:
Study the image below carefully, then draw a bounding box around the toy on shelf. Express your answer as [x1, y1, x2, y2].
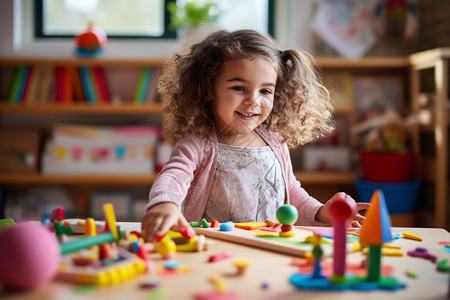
[75, 23, 107, 56]
[276, 204, 298, 238]
[42, 124, 161, 175]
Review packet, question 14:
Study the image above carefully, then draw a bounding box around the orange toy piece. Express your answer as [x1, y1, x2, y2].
[99, 243, 114, 260]
[234, 222, 267, 230]
[359, 190, 392, 247]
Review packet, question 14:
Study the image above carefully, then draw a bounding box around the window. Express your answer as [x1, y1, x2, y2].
[35, 0, 274, 39]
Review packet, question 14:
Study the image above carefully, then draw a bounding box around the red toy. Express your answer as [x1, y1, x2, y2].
[75, 23, 107, 56]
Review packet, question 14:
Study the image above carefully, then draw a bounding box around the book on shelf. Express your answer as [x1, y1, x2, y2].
[134, 67, 152, 105]
[54, 66, 73, 104]
[88, 67, 101, 104]
[21, 66, 54, 104]
[8, 66, 24, 104]
[67, 66, 85, 102]
[79, 66, 97, 104]
[40, 66, 55, 103]
[92, 66, 110, 104]
[6, 64, 160, 106]
[145, 68, 161, 103]
[18, 66, 33, 103]
[25, 66, 41, 103]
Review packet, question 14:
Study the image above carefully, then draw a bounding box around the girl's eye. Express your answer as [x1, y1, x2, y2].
[260, 89, 273, 95]
[231, 86, 245, 92]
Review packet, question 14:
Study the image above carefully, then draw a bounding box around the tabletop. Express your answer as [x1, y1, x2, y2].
[1, 223, 450, 300]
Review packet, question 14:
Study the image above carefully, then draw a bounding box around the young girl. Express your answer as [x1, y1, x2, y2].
[142, 29, 369, 241]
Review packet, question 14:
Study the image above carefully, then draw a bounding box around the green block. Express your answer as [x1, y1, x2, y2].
[0, 218, 15, 231]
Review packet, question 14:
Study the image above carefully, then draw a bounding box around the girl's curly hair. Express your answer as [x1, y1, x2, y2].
[158, 29, 334, 149]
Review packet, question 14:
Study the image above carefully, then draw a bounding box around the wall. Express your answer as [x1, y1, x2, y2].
[0, 0, 315, 58]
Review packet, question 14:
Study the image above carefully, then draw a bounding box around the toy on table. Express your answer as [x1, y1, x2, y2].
[290, 189, 406, 291]
[59, 203, 121, 255]
[0, 222, 60, 290]
[154, 229, 207, 259]
[156, 236, 177, 259]
[276, 204, 298, 237]
[407, 247, 437, 263]
[0, 218, 15, 231]
[194, 276, 237, 300]
[50, 207, 65, 222]
[78, 217, 97, 236]
[220, 221, 235, 231]
[359, 189, 393, 281]
[233, 259, 252, 276]
[328, 195, 356, 283]
[75, 23, 107, 56]
[403, 231, 423, 241]
[208, 251, 234, 263]
[57, 203, 148, 286]
[311, 233, 325, 279]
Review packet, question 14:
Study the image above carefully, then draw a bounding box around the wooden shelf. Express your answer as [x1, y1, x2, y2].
[410, 47, 449, 228]
[0, 174, 158, 185]
[409, 48, 450, 70]
[0, 103, 163, 114]
[0, 57, 167, 67]
[317, 56, 410, 69]
[294, 171, 357, 185]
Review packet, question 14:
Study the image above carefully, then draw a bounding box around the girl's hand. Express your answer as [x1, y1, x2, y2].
[316, 192, 371, 227]
[141, 202, 192, 242]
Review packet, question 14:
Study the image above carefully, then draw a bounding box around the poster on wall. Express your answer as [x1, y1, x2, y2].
[312, 0, 377, 59]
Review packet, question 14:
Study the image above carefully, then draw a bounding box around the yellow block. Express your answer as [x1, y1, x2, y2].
[402, 232, 423, 242]
[103, 203, 118, 240]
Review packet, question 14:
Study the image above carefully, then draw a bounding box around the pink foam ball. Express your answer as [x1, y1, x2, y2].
[0, 222, 60, 290]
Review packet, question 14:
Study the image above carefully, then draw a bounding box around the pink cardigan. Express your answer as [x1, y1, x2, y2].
[147, 126, 325, 225]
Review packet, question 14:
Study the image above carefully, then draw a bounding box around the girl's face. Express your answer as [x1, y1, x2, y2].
[211, 57, 277, 141]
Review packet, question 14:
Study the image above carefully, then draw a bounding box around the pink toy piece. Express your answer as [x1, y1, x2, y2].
[407, 247, 438, 263]
[208, 251, 234, 263]
[0, 222, 60, 290]
[328, 196, 357, 281]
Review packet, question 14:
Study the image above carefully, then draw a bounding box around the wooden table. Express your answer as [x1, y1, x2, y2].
[1, 224, 450, 300]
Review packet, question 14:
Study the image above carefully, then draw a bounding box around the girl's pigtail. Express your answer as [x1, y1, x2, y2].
[271, 49, 334, 148]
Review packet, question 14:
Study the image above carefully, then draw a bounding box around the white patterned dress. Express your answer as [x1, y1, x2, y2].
[203, 143, 285, 222]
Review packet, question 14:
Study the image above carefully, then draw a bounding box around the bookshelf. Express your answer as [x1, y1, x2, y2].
[409, 48, 450, 228]
[0, 56, 411, 220]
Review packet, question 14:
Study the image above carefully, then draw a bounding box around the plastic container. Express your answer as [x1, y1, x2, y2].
[359, 152, 416, 183]
[356, 178, 420, 214]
